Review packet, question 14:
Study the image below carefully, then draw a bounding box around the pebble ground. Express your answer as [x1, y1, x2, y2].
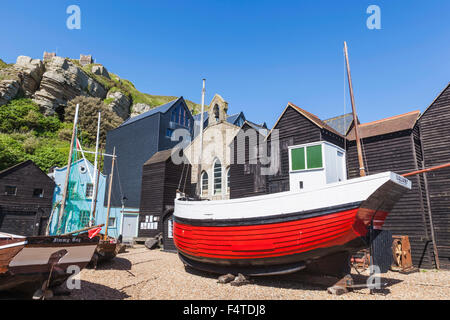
[50, 245, 450, 300]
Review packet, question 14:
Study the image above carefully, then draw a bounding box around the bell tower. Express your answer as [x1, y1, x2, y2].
[208, 94, 228, 125]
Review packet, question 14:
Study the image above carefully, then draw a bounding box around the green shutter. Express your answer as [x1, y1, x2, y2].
[291, 147, 305, 171]
[307, 145, 323, 169]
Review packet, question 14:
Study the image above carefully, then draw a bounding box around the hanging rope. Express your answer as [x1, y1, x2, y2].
[178, 162, 186, 191]
[182, 163, 189, 193]
[114, 157, 124, 200]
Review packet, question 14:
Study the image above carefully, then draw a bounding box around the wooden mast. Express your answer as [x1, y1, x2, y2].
[90, 112, 101, 226]
[57, 104, 79, 233]
[344, 41, 366, 177]
[104, 147, 116, 241]
[91, 147, 103, 220]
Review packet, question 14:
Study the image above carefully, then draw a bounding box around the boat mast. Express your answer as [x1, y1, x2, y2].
[104, 147, 116, 241]
[344, 41, 366, 177]
[57, 104, 79, 233]
[90, 111, 101, 226]
[196, 79, 206, 197]
[91, 147, 103, 220]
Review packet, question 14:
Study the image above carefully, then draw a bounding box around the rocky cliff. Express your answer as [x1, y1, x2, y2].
[0, 55, 200, 120]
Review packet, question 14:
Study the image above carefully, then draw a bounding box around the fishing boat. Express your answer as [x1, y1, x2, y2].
[174, 172, 411, 275]
[48, 110, 120, 267]
[0, 231, 98, 294]
[0, 104, 103, 296]
[172, 43, 413, 276]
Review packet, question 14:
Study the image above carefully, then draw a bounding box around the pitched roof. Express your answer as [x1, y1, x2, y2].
[347, 110, 421, 140]
[324, 113, 354, 136]
[0, 160, 54, 182]
[266, 102, 345, 139]
[144, 148, 188, 166]
[244, 120, 269, 136]
[118, 97, 183, 128]
[192, 111, 245, 125]
[226, 112, 245, 125]
[418, 82, 450, 120]
[144, 149, 174, 165]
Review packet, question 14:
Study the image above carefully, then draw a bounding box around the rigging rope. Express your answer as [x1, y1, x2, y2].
[178, 162, 186, 191]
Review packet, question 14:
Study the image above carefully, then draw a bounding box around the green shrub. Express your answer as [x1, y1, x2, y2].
[0, 98, 61, 135]
[23, 136, 40, 154]
[65, 96, 122, 147]
[0, 134, 26, 171]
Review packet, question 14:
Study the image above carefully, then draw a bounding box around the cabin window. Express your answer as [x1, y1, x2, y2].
[306, 145, 323, 169]
[201, 171, 208, 196]
[168, 218, 173, 239]
[291, 147, 306, 170]
[290, 144, 323, 171]
[4, 185, 17, 196]
[213, 160, 222, 195]
[85, 183, 94, 199]
[33, 188, 44, 198]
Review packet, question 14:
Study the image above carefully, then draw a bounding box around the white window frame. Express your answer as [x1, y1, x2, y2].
[201, 171, 209, 196]
[213, 159, 222, 195]
[288, 142, 325, 173]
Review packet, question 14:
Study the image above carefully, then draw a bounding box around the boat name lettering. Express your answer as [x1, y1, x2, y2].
[395, 175, 409, 186]
[52, 238, 82, 243]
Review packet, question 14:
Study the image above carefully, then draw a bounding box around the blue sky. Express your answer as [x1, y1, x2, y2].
[2, 0, 449, 127]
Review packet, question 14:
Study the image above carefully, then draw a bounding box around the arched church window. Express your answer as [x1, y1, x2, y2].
[201, 171, 208, 196]
[213, 104, 220, 122]
[213, 159, 222, 195]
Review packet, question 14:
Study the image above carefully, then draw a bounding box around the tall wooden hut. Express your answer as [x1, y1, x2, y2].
[265, 102, 346, 193]
[0, 160, 55, 236]
[138, 149, 192, 251]
[346, 110, 436, 268]
[417, 83, 450, 269]
[229, 121, 269, 199]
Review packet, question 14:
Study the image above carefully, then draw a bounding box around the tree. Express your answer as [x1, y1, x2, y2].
[65, 96, 122, 147]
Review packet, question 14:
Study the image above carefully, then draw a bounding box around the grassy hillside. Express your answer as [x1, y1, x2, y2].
[0, 98, 97, 172]
[0, 57, 204, 172]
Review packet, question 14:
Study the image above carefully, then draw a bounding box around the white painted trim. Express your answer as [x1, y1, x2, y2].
[0, 241, 27, 250]
[0, 233, 26, 239]
[174, 172, 411, 221]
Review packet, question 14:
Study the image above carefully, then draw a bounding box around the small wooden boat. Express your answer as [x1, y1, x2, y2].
[0, 231, 99, 294]
[92, 236, 120, 266]
[174, 172, 411, 275]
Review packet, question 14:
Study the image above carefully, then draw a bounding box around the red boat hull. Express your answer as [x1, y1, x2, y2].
[173, 175, 409, 275]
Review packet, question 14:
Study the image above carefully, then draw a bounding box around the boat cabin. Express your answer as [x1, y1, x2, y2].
[288, 141, 346, 192]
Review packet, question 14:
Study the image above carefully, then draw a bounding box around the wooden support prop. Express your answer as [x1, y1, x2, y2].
[402, 162, 450, 177]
